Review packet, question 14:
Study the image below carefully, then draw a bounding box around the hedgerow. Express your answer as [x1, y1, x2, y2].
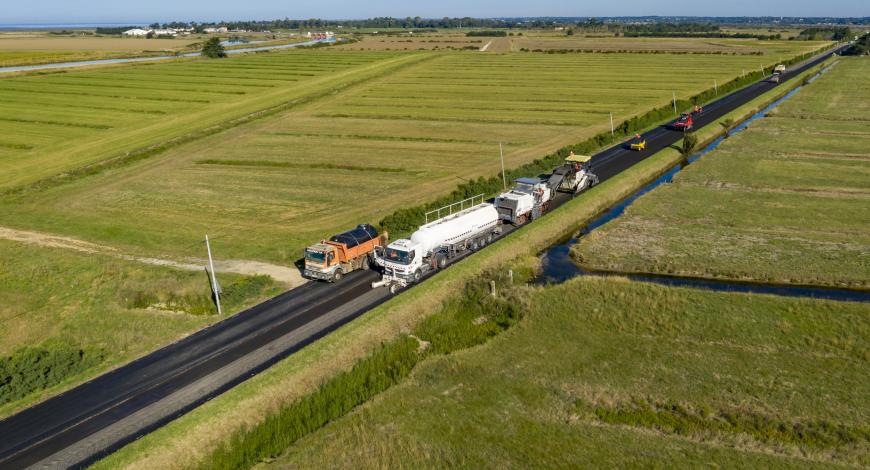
[580, 398, 870, 450]
[0, 340, 105, 404]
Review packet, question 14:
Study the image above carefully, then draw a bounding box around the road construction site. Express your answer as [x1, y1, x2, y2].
[0, 44, 848, 470]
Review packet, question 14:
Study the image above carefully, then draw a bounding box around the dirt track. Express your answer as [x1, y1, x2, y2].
[0, 226, 304, 285]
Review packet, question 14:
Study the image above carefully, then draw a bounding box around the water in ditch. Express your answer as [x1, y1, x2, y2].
[537, 65, 869, 303]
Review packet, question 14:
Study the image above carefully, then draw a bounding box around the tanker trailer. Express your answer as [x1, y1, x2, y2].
[372, 195, 500, 294]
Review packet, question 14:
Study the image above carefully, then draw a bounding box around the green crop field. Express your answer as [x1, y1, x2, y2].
[0, 51, 813, 268]
[273, 277, 870, 468]
[0, 50, 415, 189]
[574, 57, 870, 288]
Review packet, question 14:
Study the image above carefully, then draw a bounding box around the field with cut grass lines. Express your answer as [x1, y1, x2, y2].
[574, 57, 870, 288]
[0, 50, 412, 188]
[0, 51, 807, 267]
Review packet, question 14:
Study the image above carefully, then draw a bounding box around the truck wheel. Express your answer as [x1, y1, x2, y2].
[413, 270, 422, 282]
[486, 233, 493, 244]
[437, 254, 447, 269]
[332, 269, 343, 282]
[362, 255, 371, 270]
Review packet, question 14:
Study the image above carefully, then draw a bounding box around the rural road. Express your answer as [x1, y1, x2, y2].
[0, 44, 845, 469]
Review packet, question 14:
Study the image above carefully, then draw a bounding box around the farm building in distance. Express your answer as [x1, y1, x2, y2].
[122, 28, 150, 37]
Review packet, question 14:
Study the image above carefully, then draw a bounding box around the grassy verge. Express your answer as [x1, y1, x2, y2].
[574, 58, 869, 288]
[92, 50, 835, 469]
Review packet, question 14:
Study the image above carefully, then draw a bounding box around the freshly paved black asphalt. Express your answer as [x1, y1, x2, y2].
[0, 45, 844, 469]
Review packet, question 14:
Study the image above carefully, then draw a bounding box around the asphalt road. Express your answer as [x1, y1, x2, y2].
[0, 45, 844, 469]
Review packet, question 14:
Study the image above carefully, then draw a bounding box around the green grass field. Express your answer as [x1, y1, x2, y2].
[574, 57, 870, 288]
[0, 51, 817, 268]
[272, 277, 870, 468]
[0, 50, 416, 189]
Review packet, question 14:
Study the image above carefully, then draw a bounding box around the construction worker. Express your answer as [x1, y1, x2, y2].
[693, 104, 699, 114]
[635, 133, 641, 141]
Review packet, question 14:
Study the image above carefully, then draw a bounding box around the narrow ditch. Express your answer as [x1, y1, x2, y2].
[536, 63, 869, 303]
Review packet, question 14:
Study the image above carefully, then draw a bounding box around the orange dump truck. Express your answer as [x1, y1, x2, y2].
[303, 224, 388, 282]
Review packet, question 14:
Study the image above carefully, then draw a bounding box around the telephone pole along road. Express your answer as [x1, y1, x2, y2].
[0, 45, 845, 470]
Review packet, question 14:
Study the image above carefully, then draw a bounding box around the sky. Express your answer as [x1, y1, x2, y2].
[2, 0, 867, 24]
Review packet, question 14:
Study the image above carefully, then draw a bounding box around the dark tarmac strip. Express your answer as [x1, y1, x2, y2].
[0, 44, 845, 469]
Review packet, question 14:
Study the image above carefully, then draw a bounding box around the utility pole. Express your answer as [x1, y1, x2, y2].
[714, 79, 718, 96]
[672, 91, 677, 115]
[499, 142, 507, 190]
[609, 112, 614, 136]
[205, 234, 222, 315]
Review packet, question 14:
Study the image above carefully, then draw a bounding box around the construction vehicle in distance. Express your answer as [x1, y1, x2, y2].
[494, 177, 553, 225]
[373, 195, 500, 294]
[549, 153, 599, 195]
[303, 224, 387, 282]
[629, 135, 647, 151]
[673, 112, 694, 131]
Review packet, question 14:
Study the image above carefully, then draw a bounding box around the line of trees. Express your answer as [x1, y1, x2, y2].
[142, 17, 870, 34]
[843, 33, 870, 55]
[796, 27, 853, 41]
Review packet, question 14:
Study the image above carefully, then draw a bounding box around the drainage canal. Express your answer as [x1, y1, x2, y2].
[537, 63, 868, 303]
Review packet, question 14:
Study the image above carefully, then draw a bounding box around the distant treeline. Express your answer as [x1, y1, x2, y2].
[466, 30, 508, 37]
[796, 27, 853, 41]
[624, 32, 782, 40]
[143, 16, 869, 33]
[843, 33, 870, 55]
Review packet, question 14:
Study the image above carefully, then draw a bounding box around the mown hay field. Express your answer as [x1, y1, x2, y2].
[0, 34, 201, 66]
[0, 50, 416, 188]
[273, 277, 870, 468]
[575, 57, 870, 288]
[0, 50, 812, 267]
[512, 36, 828, 55]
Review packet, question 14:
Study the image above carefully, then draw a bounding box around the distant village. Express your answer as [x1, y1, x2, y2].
[121, 27, 335, 38]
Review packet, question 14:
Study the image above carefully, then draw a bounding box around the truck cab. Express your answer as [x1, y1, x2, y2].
[304, 243, 341, 280]
[378, 239, 426, 290]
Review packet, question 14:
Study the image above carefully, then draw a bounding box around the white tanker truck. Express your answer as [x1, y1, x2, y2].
[372, 195, 500, 294]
